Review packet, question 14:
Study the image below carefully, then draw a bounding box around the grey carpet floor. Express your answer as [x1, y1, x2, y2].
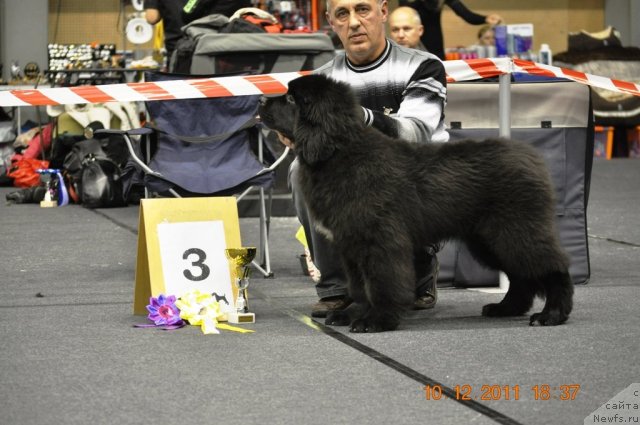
[1, 158, 638, 425]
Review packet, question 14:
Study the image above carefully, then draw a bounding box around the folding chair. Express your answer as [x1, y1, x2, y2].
[99, 71, 289, 278]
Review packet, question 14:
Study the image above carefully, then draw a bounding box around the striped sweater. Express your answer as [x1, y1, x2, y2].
[316, 39, 449, 143]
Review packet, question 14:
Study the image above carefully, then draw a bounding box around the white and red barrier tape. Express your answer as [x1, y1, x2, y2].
[446, 57, 640, 97]
[1, 58, 638, 107]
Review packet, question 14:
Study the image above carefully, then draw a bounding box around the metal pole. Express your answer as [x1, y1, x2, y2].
[498, 72, 511, 138]
[498, 71, 511, 291]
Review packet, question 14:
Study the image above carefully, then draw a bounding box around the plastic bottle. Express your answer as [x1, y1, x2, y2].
[539, 43, 552, 65]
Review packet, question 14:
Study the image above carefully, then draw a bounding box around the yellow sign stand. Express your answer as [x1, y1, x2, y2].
[134, 197, 242, 315]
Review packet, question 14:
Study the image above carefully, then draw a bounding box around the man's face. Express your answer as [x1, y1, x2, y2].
[389, 10, 423, 48]
[326, 0, 388, 65]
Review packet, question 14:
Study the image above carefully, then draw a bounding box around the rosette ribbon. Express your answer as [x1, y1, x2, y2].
[175, 289, 254, 334]
[134, 294, 186, 330]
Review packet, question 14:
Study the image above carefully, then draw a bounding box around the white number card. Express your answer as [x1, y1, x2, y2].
[157, 220, 234, 313]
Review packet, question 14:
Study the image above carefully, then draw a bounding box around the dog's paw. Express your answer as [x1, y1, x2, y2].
[325, 310, 350, 327]
[482, 302, 523, 317]
[482, 302, 508, 317]
[349, 319, 374, 333]
[349, 318, 398, 333]
[529, 310, 568, 326]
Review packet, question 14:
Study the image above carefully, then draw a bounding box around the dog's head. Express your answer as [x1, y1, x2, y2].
[259, 74, 362, 165]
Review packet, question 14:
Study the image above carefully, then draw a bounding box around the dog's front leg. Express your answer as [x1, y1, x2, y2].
[350, 245, 415, 333]
[325, 255, 369, 327]
[326, 301, 366, 327]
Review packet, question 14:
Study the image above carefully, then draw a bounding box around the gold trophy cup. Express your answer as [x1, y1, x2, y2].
[225, 247, 257, 324]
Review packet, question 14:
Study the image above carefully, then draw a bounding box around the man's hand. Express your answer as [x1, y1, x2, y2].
[276, 131, 295, 149]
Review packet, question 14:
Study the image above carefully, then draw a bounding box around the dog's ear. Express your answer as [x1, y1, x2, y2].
[289, 75, 358, 165]
[294, 120, 337, 165]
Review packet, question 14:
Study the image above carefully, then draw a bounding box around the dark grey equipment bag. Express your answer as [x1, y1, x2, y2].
[439, 80, 593, 286]
[178, 31, 336, 75]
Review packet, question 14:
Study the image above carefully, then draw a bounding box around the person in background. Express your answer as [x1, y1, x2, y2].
[399, 0, 502, 60]
[388, 6, 426, 50]
[180, 0, 251, 22]
[145, 0, 185, 64]
[145, 0, 250, 66]
[477, 24, 495, 46]
[279, 0, 448, 318]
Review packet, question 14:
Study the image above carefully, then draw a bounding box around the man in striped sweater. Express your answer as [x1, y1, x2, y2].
[284, 0, 449, 319]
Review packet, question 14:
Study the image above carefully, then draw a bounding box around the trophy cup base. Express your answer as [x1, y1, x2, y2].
[40, 200, 57, 208]
[227, 311, 255, 324]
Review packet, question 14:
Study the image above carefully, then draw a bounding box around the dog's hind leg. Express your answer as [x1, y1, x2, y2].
[465, 236, 538, 317]
[464, 236, 538, 318]
[482, 278, 538, 317]
[529, 270, 573, 326]
[471, 223, 573, 325]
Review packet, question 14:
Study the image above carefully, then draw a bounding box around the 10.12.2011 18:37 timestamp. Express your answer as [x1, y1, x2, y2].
[424, 384, 581, 401]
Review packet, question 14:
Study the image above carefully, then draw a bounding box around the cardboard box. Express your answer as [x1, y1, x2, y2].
[495, 24, 534, 56]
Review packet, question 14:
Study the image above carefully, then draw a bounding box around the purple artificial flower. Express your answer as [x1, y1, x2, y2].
[146, 294, 182, 326]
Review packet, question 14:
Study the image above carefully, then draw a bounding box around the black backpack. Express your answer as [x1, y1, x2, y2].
[79, 154, 127, 208]
[63, 138, 107, 181]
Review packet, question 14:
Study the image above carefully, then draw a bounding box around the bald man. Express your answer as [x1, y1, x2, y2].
[389, 6, 426, 50]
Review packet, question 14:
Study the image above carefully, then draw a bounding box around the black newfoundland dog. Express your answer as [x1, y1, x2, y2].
[259, 74, 573, 333]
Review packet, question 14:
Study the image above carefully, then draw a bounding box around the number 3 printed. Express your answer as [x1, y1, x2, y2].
[182, 248, 211, 281]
